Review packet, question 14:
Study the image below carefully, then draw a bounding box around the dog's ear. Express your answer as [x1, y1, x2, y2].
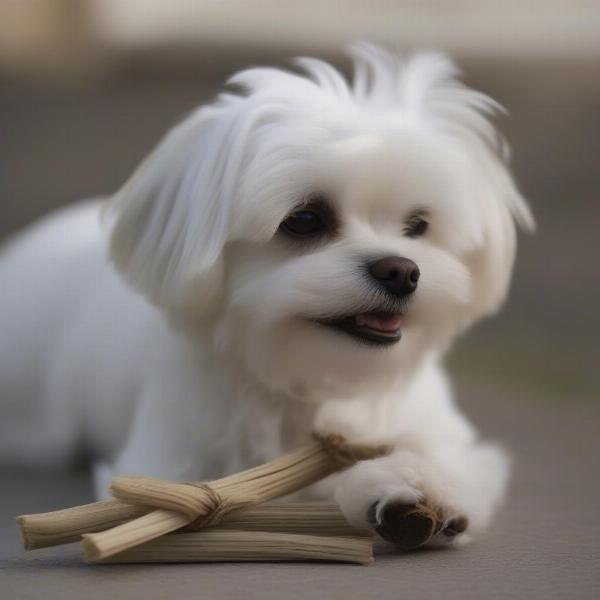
[105, 104, 247, 314]
[465, 148, 534, 320]
[355, 48, 534, 322]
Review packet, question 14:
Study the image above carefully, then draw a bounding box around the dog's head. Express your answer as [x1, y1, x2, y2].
[106, 44, 533, 398]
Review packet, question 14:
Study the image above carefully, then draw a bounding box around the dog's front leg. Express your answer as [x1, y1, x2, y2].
[314, 441, 509, 550]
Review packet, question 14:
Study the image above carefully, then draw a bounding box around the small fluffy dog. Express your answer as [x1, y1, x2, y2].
[0, 44, 533, 549]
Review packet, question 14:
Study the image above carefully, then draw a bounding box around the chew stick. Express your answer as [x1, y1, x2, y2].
[82, 438, 379, 561]
[17, 434, 390, 562]
[95, 529, 374, 565]
[17, 500, 147, 550]
[18, 502, 361, 550]
[216, 502, 362, 536]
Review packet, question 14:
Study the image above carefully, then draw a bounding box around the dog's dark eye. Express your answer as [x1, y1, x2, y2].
[280, 209, 327, 238]
[404, 214, 429, 238]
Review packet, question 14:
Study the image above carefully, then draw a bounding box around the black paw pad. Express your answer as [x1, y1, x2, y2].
[368, 500, 444, 550]
[443, 516, 469, 537]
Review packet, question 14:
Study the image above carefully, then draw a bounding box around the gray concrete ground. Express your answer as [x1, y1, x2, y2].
[1, 55, 599, 598]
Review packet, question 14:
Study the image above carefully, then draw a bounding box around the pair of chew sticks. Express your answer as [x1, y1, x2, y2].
[17, 434, 391, 565]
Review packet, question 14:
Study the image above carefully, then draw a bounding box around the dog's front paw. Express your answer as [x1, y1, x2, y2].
[367, 498, 468, 550]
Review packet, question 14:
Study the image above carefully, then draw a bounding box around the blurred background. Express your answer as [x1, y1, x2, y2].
[1, 2, 599, 596]
[1, 0, 598, 401]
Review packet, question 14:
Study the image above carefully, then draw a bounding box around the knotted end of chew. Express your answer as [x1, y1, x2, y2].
[312, 432, 393, 467]
[182, 483, 248, 529]
[109, 476, 226, 521]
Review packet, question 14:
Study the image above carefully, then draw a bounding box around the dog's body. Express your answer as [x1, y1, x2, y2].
[0, 45, 532, 548]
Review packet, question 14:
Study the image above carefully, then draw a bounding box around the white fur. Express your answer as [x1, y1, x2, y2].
[0, 44, 532, 544]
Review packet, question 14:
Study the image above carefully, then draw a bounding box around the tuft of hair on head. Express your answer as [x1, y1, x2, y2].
[230, 42, 533, 232]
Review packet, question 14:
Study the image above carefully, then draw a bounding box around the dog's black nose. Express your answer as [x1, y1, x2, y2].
[369, 256, 420, 296]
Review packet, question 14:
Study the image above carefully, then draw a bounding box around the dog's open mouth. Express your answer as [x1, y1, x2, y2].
[316, 311, 403, 346]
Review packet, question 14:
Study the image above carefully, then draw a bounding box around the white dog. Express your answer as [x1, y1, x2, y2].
[0, 44, 533, 549]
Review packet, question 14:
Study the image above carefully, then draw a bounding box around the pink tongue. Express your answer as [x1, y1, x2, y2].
[355, 312, 403, 333]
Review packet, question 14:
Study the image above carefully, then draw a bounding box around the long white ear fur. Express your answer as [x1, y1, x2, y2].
[466, 147, 534, 321]
[104, 105, 242, 313]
